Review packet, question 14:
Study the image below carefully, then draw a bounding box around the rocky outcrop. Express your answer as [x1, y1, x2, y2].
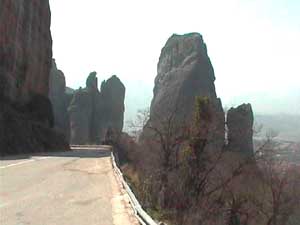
[68, 73, 125, 145]
[141, 32, 254, 156]
[68, 87, 94, 145]
[49, 59, 70, 138]
[227, 104, 254, 156]
[100, 75, 126, 137]
[144, 33, 225, 151]
[151, 33, 219, 119]
[68, 72, 100, 145]
[0, 0, 69, 155]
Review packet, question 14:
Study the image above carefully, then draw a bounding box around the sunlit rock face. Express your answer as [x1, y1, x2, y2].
[151, 33, 219, 120]
[0, 0, 69, 155]
[141, 33, 254, 156]
[144, 33, 225, 151]
[49, 59, 70, 138]
[227, 104, 254, 157]
[68, 73, 125, 145]
[0, 0, 52, 102]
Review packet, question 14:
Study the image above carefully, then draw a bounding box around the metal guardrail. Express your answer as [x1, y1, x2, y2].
[111, 152, 158, 225]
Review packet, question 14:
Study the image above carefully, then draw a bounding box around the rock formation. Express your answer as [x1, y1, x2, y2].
[151, 33, 218, 119]
[144, 33, 225, 151]
[0, 0, 69, 155]
[227, 104, 254, 156]
[68, 87, 94, 145]
[68, 72, 100, 144]
[68, 73, 125, 145]
[49, 59, 70, 138]
[141, 32, 253, 156]
[100, 75, 126, 137]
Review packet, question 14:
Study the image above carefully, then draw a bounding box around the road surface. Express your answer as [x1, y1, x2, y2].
[0, 146, 139, 225]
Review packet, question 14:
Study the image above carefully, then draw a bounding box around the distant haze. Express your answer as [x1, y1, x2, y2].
[49, 0, 300, 122]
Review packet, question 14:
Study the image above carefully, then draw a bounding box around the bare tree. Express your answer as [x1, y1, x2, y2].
[253, 136, 300, 225]
[121, 98, 300, 225]
[126, 107, 150, 140]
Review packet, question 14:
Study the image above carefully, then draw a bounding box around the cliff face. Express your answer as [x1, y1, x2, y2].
[49, 59, 70, 138]
[0, 0, 52, 102]
[0, 0, 69, 155]
[68, 73, 125, 145]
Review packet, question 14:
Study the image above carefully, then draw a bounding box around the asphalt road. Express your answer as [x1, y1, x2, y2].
[0, 146, 139, 225]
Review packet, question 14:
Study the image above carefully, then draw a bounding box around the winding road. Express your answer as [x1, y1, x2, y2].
[0, 146, 139, 225]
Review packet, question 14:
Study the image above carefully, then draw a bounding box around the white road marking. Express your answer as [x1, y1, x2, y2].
[0, 159, 35, 169]
[0, 157, 55, 169]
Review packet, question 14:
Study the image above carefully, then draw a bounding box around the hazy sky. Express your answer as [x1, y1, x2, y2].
[49, 0, 300, 121]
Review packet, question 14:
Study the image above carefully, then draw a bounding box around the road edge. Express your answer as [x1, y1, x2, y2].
[110, 152, 158, 225]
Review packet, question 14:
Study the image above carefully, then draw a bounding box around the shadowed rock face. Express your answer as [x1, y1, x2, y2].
[68, 73, 100, 145]
[0, 98, 69, 156]
[0, 0, 52, 102]
[144, 33, 224, 151]
[227, 104, 254, 156]
[0, 0, 69, 155]
[68, 73, 125, 145]
[49, 59, 70, 138]
[68, 88, 94, 145]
